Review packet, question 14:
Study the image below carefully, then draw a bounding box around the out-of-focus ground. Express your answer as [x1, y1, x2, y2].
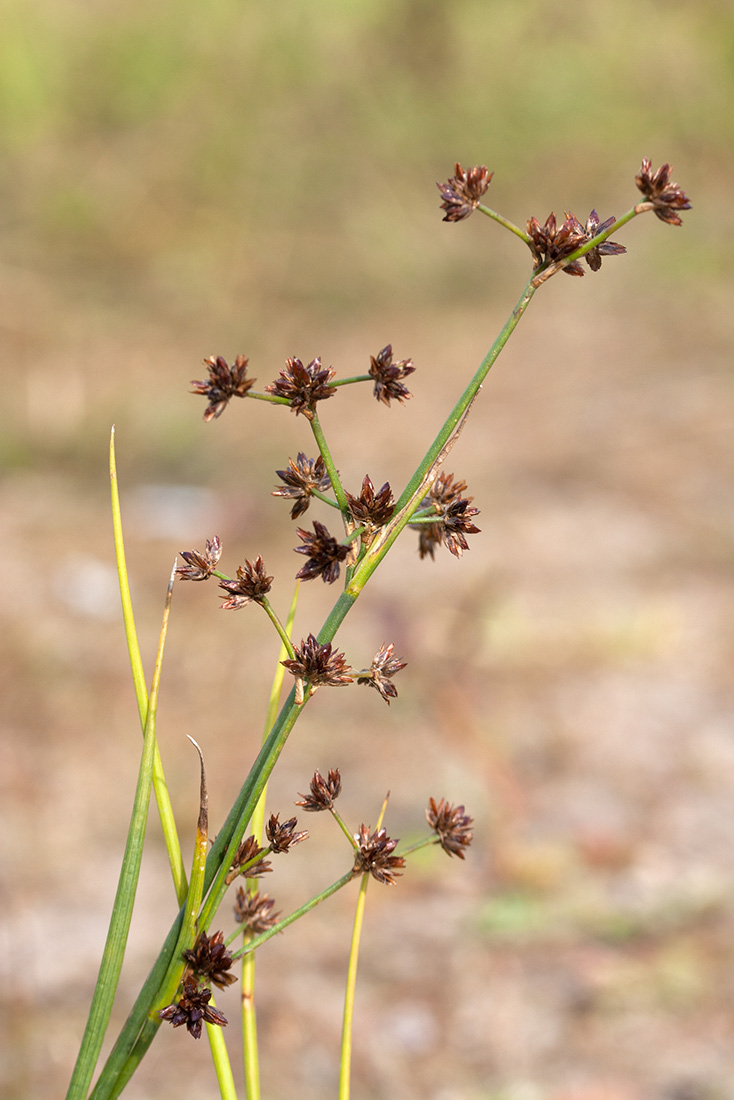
[2, 2, 734, 1098]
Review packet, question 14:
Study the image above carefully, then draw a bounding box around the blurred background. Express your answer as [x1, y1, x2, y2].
[2, 1, 733, 1098]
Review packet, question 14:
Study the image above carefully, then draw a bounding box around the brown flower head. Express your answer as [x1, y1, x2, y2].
[346, 475, 395, 536]
[357, 643, 407, 704]
[353, 824, 405, 885]
[296, 768, 342, 812]
[159, 976, 228, 1039]
[233, 888, 281, 934]
[442, 498, 482, 558]
[411, 473, 481, 559]
[266, 356, 337, 418]
[580, 209, 626, 272]
[219, 556, 273, 609]
[281, 634, 354, 694]
[273, 453, 332, 519]
[226, 834, 272, 884]
[183, 930, 237, 989]
[266, 813, 308, 853]
[635, 158, 691, 226]
[426, 797, 474, 860]
[526, 212, 587, 276]
[368, 345, 416, 406]
[294, 520, 349, 584]
[437, 162, 494, 222]
[176, 536, 222, 581]
[191, 355, 255, 421]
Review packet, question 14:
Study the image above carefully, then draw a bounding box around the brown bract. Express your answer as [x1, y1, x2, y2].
[191, 355, 255, 421]
[635, 158, 692, 226]
[266, 813, 309, 853]
[159, 976, 228, 1039]
[357, 642, 407, 704]
[412, 472, 481, 559]
[233, 888, 281, 934]
[176, 536, 222, 581]
[266, 356, 337, 417]
[353, 824, 405, 885]
[294, 520, 349, 584]
[226, 834, 272, 884]
[437, 162, 493, 222]
[346, 475, 395, 534]
[273, 453, 332, 519]
[426, 797, 474, 860]
[183, 930, 237, 989]
[368, 344, 416, 406]
[219, 556, 273, 609]
[296, 768, 342, 811]
[281, 634, 354, 690]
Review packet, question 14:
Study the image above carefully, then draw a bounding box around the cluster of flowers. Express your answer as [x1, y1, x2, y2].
[160, 770, 473, 1037]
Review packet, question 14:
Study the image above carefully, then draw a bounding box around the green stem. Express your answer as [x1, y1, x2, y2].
[531, 203, 641, 286]
[259, 597, 296, 660]
[338, 875, 369, 1100]
[331, 374, 372, 386]
[233, 872, 356, 960]
[331, 807, 359, 849]
[309, 407, 349, 516]
[206, 1006, 238, 1100]
[476, 203, 531, 243]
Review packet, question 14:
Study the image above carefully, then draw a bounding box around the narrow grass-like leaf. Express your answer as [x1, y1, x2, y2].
[65, 565, 176, 1100]
[109, 427, 187, 904]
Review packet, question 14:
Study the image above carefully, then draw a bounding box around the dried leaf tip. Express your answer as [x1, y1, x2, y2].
[437, 162, 494, 221]
[191, 355, 255, 421]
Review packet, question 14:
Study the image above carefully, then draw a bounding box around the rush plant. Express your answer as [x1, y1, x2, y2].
[66, 158, 691, 1100]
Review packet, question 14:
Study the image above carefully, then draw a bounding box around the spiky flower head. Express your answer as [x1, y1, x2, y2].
[346, 475, 395, 536]
[368, 345, 416, 406]
[159, 976, 228, 1039]
[266, 356, 337, 418]
[412, 472, 481, 559]
[296, 768, 342, 812]
[357, 643, 407, 704]
[353, 824, 405, 885]
[273, 453, 332, 519]
[191, 355, 255, 421]
[265, 813, 309, 853]
[579, 209, 626, 272]
[226, 834, 272, 885]
[635, 158, 691, 226]
[219, 556, 273, 609]
[281, 634, 354, 694]
[526, 212, 587, 276]
[233, 888, 281, 934]
[294, 520, 350, 584]
[426, 797, 474, 860]
[176, 536, 222, 581]
[437, 162, 494, 222]
[183, 930, 237, 989]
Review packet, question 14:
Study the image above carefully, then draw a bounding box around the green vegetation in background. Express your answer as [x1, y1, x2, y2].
[0, 0, 730, 323]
